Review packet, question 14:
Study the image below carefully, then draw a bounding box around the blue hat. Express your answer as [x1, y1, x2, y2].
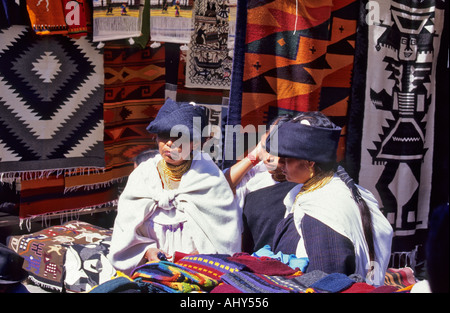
[146, 98, 208, 140]
[265, 120, 342, 164]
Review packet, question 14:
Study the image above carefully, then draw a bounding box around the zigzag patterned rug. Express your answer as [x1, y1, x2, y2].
[0, 26, 105, 178]
[101, 41, 166, 181]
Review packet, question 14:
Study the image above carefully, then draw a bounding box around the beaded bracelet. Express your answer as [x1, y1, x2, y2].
[246, 155, 259, 167]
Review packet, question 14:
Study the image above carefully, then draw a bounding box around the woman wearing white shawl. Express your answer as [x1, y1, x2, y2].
[266, 112, 393, 286]
[108, 99, 241, 275]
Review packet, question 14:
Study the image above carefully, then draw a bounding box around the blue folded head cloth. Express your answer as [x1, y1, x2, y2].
[265, 120, 342, 164]
[146, 98, 208, 140]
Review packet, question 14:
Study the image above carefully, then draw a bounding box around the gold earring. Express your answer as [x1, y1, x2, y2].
[309, 166, 314, 179]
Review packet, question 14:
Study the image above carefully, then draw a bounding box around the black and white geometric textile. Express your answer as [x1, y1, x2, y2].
[349, 0, 446, 238]
[0, 26, 105, 177]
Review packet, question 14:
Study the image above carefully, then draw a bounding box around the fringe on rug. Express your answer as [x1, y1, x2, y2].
[63, 176, 126, 193]
[0, 167, 106, 183]
[93, 16, 143, 41]
[150, 16, 193, 44]
[18, 199, 118, 232]
[27, 276, 63, 293]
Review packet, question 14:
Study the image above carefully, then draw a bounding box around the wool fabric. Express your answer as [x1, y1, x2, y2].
[310, 272, 355, 293]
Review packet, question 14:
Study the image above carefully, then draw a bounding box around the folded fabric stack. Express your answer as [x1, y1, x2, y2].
[89, 251, 417, 293]
[130, 261, 219, 293]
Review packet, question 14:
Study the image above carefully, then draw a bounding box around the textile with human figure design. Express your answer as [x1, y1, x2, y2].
[185, 0, 234, 90]
[352, 0, 445, 238]
[7, 221, 112, 292]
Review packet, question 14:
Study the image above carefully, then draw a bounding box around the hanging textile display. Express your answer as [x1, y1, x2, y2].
[185, 0, 234, 90]
[175, 44, 228, 104]
[350, 0, 446, 238]
[25, 0, 68, 35]
[226, 0, 358, 163]
[18, 174, 118, 221]
[150, 0, 194, 44]
[0, 25, 105, 179]
[92, 0, 144, 42]
[101, 42, 166, 182]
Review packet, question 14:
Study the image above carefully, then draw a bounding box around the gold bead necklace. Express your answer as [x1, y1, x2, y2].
[295, 169, 335, 202]
[157, 158, 192, 190]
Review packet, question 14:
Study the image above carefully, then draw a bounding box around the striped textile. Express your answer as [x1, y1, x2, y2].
[18, 174, 118, 220]
[131, 261, 219, 293]
[384, 267, 417, 289]
[176, 254, 246, 280]
[100, 42, 166, 183]
[221, 271, 305, 293]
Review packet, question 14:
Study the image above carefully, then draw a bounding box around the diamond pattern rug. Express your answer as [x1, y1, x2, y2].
[0, 26, 105, 177]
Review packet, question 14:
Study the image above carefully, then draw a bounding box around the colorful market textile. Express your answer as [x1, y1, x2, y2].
[173, 42, 229, 105]
[18, 174, 118, 220]
[220, 271, 307, 293]
[89, 254, 417, 293]
[218, 269, 415, 293]
[92, 0, 144, 42]
[101, 42, 166, 183]
[384, 267, 417, 290]
[346, 0, 446, 246]
[0, 26, 105, 178]
[230, 0, 358, 162]
[26, 0, 68, 35]
[7, 221, 112, 292]
[309, 272, 355, 293]
[185, 0, 234, 90]
[130, 261, 219, 293]
[150, 0, 194, 44]
[228, 252, 300, 277]
[175, 254, 246, 280]
[88, 272, 143, 293]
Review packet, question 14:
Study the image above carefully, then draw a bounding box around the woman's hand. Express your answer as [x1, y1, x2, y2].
[247, 139, 264, 164]
[144, 247, 172, 262]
